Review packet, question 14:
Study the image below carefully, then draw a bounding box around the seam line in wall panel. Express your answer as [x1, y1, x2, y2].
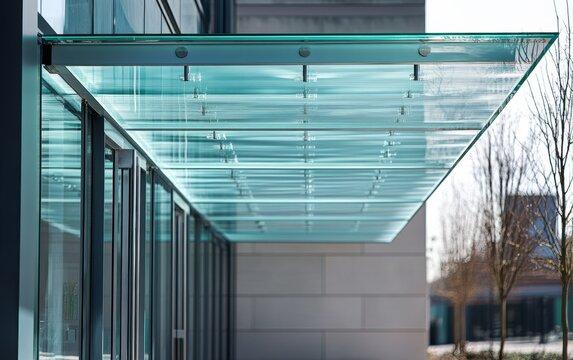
[250, 297, 256, 329]
[235, 294, 427, 298]
[236, 252, 426, 257]
[321, 331, 326, 360]
[321, 256, 326, 294]
[236, 329, 427, 333]
[361, 297, 366, 328]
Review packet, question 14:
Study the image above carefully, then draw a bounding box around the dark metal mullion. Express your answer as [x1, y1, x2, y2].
[179, 208, 188, 360]
[155, 0, 181, 34]
[137, 168, 147, 360]
[194, 217, 202, 360]
[82, 102, 105, 360]
[228, 243, 237, 360]
[171, 202, 177, 360]
[80, 100, 91, 360]
[217, 242, 226, 359]
[129, 160, 140, 360]
[120, 166, 132, 360]
[210, 237, 216, 359]
[213, 0, 234, 34]
[149, 169, 156, 360]
[111, 154, 123, 360]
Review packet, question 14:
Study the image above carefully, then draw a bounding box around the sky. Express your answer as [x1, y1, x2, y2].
[425, 0, 563, 281]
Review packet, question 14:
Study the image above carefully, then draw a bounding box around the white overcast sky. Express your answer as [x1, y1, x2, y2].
[425, 0, 564, 281]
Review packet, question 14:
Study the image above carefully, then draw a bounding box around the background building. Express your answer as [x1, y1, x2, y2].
[429, 195, 567, 347]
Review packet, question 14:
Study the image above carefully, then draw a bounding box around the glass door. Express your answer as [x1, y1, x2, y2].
[103, 142, 148, 360]
[173, 205, 187, 360]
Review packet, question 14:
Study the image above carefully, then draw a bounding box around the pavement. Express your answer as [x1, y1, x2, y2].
[428, 339, 573, 355]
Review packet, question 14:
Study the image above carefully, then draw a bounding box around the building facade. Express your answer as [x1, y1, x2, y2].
[3, 1, 554, 360]
[30, 1, 234, 360]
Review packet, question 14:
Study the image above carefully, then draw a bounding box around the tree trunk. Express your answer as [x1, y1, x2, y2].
[562, 282, 569, 360]
[453, 303, 461, 354]
[499, 297, 507, 360]
[460, 302, 467, 354]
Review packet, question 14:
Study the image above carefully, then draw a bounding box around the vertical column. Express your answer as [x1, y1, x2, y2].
[83, 104, 106, 360]
[0, 0, 40, 359]
[213, 0, 235, 33]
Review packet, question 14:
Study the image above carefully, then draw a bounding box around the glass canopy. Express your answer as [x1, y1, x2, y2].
[42, 34, 557, 242]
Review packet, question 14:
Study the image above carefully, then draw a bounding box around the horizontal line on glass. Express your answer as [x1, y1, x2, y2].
[190, 198, 420, 204]
[163, 163, 449, 170]
[125, 126, 483, 132]
[210, 216, 408, 221]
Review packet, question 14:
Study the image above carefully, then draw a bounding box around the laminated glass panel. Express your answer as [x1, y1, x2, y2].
[102, 148, 114, 359]
[39, 73, 82, 360]
[187, 215, 196, 359]
[143, 171, 153, 359]
[42, 34, 556, 242]
[115, 0, 145, 33]
[145, 0, 163, 33]
[41, 0, 92, 34]
[152, 179, 173, 359]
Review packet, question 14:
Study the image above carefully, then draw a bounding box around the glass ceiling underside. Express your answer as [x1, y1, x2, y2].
[42, 34, 556, 242]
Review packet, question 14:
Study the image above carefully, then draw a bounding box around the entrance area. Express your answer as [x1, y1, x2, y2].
[38, 75, 235, 360]
[36, 33, 554, 360]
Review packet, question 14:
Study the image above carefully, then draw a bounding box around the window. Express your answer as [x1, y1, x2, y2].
[39, 79, 82, 360]
[152, 177, 173, 360]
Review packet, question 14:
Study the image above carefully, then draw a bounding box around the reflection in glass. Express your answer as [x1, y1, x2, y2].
[39, 83, 82, 360]
[62, 32, 554, 243]
[213, 243, 221, 359]
[143, 173, 153, 359]
[102, 147, 114, 359]
[40, 0, 92, 34]
[115, 0, 144, 33]
[94, 0, 114, 33]
[187, 215, 195, 359]
[39, 0, 190, 35]
[153, 179, 172, 360]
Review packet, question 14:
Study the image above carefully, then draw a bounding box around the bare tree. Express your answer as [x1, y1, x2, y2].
[528, 1, 573, 358]
[474, 122, 538, 360]
[435, 185, 480, 356]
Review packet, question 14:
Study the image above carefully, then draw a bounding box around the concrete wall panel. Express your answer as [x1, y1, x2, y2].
[364, 296, 426, 329]
[237, 332, 323, 360]
[253, 297, 362, 329]
[325, 332, 427, 360]
[237, 256, 323, 294]
[324, 255, 426, 295]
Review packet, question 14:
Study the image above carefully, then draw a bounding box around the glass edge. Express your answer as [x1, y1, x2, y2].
[46, 32, 558, 244]
[408, 28, 558, 234]
[40, 32, 559, 44]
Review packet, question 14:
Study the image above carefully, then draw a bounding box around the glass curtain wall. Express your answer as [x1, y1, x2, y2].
[39, 77, 83, 360]
[39, 77, 235, 360]
[38, 1, 230, 359]
[195, 226, 233, 360]
[38, 0, 200, 34]
[103, 148, 114, 359]
[152, 177, 173, 360]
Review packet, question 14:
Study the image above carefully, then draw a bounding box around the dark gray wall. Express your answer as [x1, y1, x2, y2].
[236, 0, 425, 33]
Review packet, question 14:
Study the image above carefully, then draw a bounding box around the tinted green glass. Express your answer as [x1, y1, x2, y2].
[39, 72, 82, 360]
[45, 34, 555, 242]
[103, 148, 114, 358]
[153, 179, 173, 359]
